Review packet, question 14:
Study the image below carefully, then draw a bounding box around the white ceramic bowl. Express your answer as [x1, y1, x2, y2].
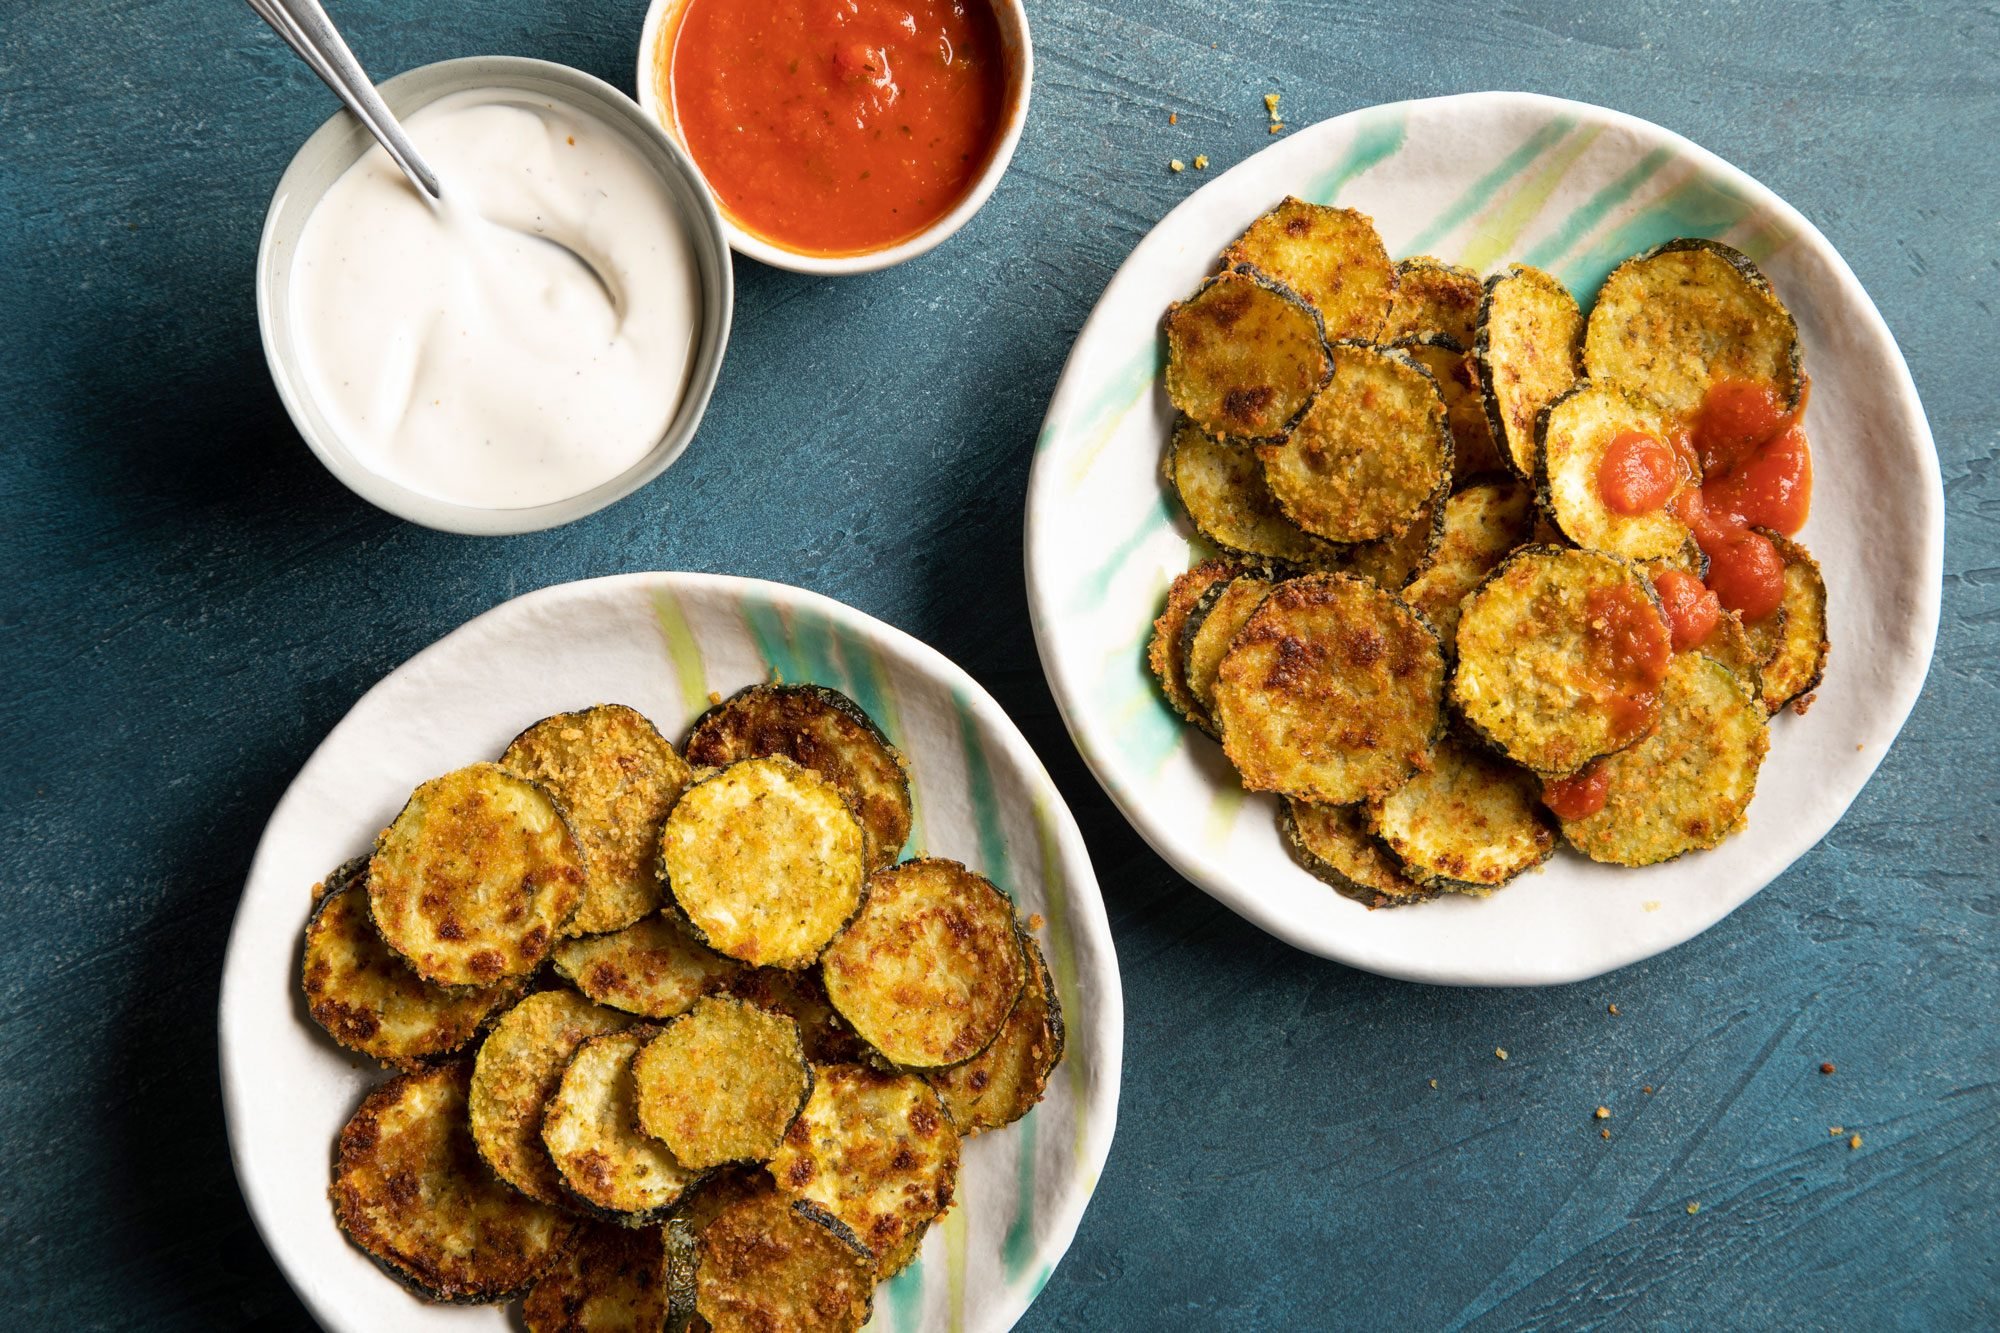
[256, 57, 734, 536]
[635, 0, 1032, 274]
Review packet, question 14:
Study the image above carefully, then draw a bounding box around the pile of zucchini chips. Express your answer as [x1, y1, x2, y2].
[1151, 198, 1829, 906]
[302, 687, 1063, 1330]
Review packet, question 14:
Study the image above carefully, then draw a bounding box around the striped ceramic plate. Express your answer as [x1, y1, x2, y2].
[220, 572, 1120, 1332]
[1025, 91, 1940, 985]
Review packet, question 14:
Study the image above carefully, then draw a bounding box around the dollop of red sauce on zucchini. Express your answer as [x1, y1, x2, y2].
[1542, 760, 1611, 820]
[1582, 583, 1671, 740]
[1685, 379, 1813, 623]
[1651, 568, 1721, 652]
[1597, 430, 1682, 515]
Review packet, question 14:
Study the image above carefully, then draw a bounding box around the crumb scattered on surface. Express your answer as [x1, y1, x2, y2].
[707, 691, 723, 705]
[1595, 1106, 1610, 1120]
[1687, 1201, 1701, 1215]
[1268, 123, 1284, 134]
[1026, 913, 1046, 931]
[1829, 1125, 1844, 1136]
[1495, 1047, 1509, 1061]
[1264, 92, 1281, 119]
[1168, 111, 1178, 125]
[1820, 1062, 1836, 1075]
[1850, 1133, 1863, 1149]
[1608, 1003, 1620, 1016]
[1169, 159, 1185, 173]
[1429, 1078, 1438, 1089]
[1601, 1128, 1611, 1140]
[1193, 154, 1209, 169]
[1793, 693, 1816, 715]
[1643, 901, 1661, 912]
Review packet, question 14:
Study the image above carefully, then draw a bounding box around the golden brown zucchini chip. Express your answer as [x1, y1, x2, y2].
[692, 1188, 874, 1333]
[542, 1026, 702, 1223]
[1149, 558, 1243, 726]
[725, 967, 868, 1067]
[821, 858, 1027, 1070]
[1584, 238, 1802, 414]
[767, 1064, 960, 1277]
[1643, 534, 1710, 583]
[1365, 738, 1556, 892]
[661, 757, 866, 971]
[472, 989, 633, 1206]
[522, 1221, 668, 1333]
[1558, 653, 1770, 865]
[1219, 198, 1397, 341]
[1744, 532, 1829, 713]
[1476, 264, 1583, 478]
[502, 704, 692, 936]
[1165, 418, 1338, 565]
[1338, 481, 1447, 591]
[1281, 799, 1436, 909]
[368, 762, 586, 988]
[1179, 573, 1276, 736]
[553, 915, 740, 1020]
[925, 931, 1065, 1135]
[1213, 573, 1446, 804]
[1537, 380, 1693, 560]
[1382, 256, 1483, 347]
[634, 996, 812, 1169]
[684, 685, 912, 873]
[1403, 477, 1537, 654]
[1256, 343, 1452, 543]
[332, 1061, 579, 1303]
[1163, 269, 1331, 443]
[304, 862, 523, 1070]
[1393, 334, 1505, 482]
[1699, 608, 1768, 700]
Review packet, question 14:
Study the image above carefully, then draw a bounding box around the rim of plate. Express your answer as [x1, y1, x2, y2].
[218, 571, 1122, 1331]
[1023, 90, 1943, 985]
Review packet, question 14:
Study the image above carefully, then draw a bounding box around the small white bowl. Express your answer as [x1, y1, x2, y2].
[635, 0, 1033, 275]
[256, 56, 734, 536]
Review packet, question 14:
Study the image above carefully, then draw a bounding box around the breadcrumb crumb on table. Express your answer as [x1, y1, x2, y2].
[1829, 1125, 1844, 1135]
[1687, 1201, 1701, 1215]
[1168, 111, 1178, 125]
[1600, 1128, 1611, 1140]
[1495, 1047, 1509, 1061]
[1169, 159, 1185, 173]
[1193, 154, 1209, 170]
[1264, 92, 1281, 119]
[1820, 1061, 1836, 1074]
[1850, 1133, 1863, 1149]
[1608, 1003, 1620, 1015]
[1595, 1106, 1610, 1119]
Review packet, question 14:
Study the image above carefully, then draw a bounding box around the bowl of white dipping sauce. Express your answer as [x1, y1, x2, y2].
[257, 57, 731, 534]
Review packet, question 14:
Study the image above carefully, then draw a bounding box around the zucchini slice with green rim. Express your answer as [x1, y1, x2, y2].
[1393, 334, 1505, 482]
[692, 1187, 874, 1333]
[1149, 559, 1244, 726]
[1365, 737, 1556, 891]
[1643, 534, 1710, 583]
[542, 1026, 702, 1223]
[1583, 238, 1802, 414]
[1403, 477, 1537, 655]
[1219, 198, 1397, 341]
[1537, 379, 1693, 560]
[1337, 480, 1447, 591]
[303, 859, 523, 1070]
[634, 996, 812, 1169]
[1179, 573, 1276, 736]
[1382, 256, 1483, 347]
[1557, 652, 1770, 866]
[925, 930, 1065, 1135]
[1282, 799, 1437, 908]
[1213, 572, 1446, 804]
[552, 915, 740, 1020]
[1256, 342, 1452, 543]
[502, 704, 691, 936]
[766, 1064, 960, 1277]
[1476, 264, 1583, 478]
[368, 762, 586, 988]
[333, 1061, 580, 1303]
[820, 858, 1027, 1070]
[1163, 269, 1331, 443]
[725, 966, 869, 1067]
[1744, 531, 1829, 712]
[683, 685, 912, 873]
[1165, 417, 1338, 565]
[661, 757, 867, 971]
[522, 1221, 669, 1333]
[1698, 608, 1768, 700]
[471, 989, 632, 1206]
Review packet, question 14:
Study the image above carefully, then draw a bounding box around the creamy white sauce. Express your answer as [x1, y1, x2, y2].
[290, 89, 699, 509]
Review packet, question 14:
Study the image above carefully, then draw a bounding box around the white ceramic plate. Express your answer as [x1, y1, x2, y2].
[1024, 91, 1941, 986]
[219, 573, 1120, 1332]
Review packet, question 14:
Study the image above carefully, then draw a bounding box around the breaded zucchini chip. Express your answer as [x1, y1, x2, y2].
[1149, 559, 1243, 726]
[1403, 478, 1537, 654]
[1366, 738, 1555, 892]
[1382, 256, 1483, 347]
[926, 931, 1065, 1135]
[1394, 334, 1505, 481]
[661, 757, 866, 971]
[332, 1061, 579, 1303]
[1213, 573, 1446, 804]
[1281, 799, 1436, 909]
[1257, 343, 1452, 543]
[1558, 653, 1770, 865]
[1164, 269, 1331, 443]
[1584, 238, 1802, 414]
[368, 762, 586, 987]
[821, 858, 1027, 1070]
[1165, 418, 1338, 565]
[1452, 547, 1670, 774]
[522, 1221, 668, 1333]
[1743, 532, 1829, 713]
[767, 1064, 960, 1277]
[692, 1187, 874, 1333]
[1338, 480, 1447, 591]
[1537, 380, 1693, 560]
[1476, 264, 1583, 477]
[553, 915, 740, 1020]
[1699, 608, 1768, 699]
[472, 990, 632, 1205]
[1179, 573, 1276, 736]
[1644, 534, 1710, 583]
[542, 1027, 702, 1223]
[634, 996, 812, 1169]
[303, 859, 523, 1069]
[502, 704, 691, 935]
[725, 966, 868, 1067]
[1219, 198, 1397, 341]
[684, 685, 912, 872]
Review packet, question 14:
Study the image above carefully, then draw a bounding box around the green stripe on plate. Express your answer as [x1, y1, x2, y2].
[650, 589, 712, 718]
[1404, 117, 1576, 256]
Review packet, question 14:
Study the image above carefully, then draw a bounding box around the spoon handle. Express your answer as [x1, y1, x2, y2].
[246, 0, 442, 199]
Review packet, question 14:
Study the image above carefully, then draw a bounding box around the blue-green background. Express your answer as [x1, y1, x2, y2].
[2, 1, 1994, 1327]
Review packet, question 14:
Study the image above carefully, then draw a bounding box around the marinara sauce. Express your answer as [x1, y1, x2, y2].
[666, 0, 1009, 256]
[1686, 379, 1812, 623]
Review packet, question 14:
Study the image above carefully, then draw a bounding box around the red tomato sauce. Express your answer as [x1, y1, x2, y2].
[1652, 568, 1721, 652]
[1684, 379, 1813, 623]
[666, 0, 1010, 256]
[1597, 430, 1681, 515]
[1542, 760, 1611, 820]
[1582, 584, 1672, 741]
